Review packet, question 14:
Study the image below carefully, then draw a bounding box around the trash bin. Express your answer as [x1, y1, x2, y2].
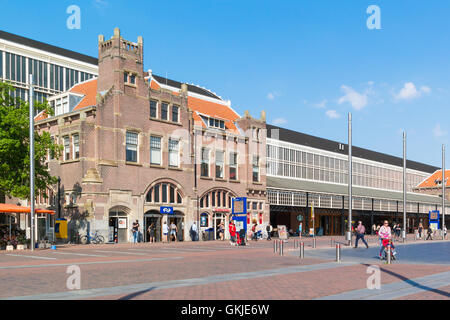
[203, 228, 214, 241]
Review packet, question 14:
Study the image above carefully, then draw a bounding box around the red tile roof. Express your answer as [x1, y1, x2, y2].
[34, 78, 97, 121]
[188, 95, 240, 133]
[149, 78, 240, 133]
[416, 170, 450, 188]
[70, 78, 97, 111]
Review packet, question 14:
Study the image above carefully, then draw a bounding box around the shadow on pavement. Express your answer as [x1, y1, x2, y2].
[362, 263, 450, 298]
[118, 287, 156, 300]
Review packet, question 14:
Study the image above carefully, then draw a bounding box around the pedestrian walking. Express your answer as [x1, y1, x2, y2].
[266, 223, 273, 240]
[218, 222, 225, 241]
[190, 222, 198, 241]
[354, 221, 369, 249]
[418, 222, 423, 240]
[378, 220, 391, 259]
[147, 223, 156, 243]
[426, 227, 433, 240]
[170, 221, 178, 242]
[372, 224, 377, 235]
[396, 223, 402, 238]
[162, 221, 169, 243]
[251, 222, 258, 241]
[132, 220, 139, 243]
[229, 221, 237, 246]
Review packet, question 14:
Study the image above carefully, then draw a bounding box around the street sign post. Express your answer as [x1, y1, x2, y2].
[232, 197, 247, 234]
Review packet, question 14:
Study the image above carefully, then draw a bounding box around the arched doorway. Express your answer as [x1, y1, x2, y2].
[167, 211, 184, 241]
[144, 210, 162, 242]
[109, 206, 130, 243]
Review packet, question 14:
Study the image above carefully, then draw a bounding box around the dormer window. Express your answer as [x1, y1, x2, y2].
[201, 115, 225, 130]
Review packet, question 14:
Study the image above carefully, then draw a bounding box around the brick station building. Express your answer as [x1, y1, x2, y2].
[34, 28, 268, 243]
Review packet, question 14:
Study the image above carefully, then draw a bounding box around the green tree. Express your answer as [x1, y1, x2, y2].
[0, 81, 62, 200]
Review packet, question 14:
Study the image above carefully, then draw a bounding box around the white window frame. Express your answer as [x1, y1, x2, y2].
[72, 134, 79, 160]
[168, 138, 180, 168]
[150, 136, 162, 165]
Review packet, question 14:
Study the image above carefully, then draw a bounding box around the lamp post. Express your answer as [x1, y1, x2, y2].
[346, 113, 352, 246]
[29, 74, 35, 251]
[57, 177, 61, 219]
[402, 131, 407, 242]
[442, 145, 446, 240]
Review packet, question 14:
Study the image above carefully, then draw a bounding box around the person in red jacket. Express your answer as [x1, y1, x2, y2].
[229, 221, 237, 246]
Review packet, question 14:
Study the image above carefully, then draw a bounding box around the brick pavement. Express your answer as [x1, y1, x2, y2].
[0, 237, 448, 300]
[89, 264, 450, 300]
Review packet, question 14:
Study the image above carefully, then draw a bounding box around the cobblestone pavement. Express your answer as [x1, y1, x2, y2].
[0, 236, 448, 300]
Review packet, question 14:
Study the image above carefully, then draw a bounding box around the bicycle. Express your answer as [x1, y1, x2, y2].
[80, 230, 105, 244]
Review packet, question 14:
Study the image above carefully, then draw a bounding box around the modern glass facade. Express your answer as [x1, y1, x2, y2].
[0, 47, 96, 104]
[266, 140, 428, 193]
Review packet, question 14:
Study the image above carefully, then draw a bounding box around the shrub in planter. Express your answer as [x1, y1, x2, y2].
[17, 235, 30, 250]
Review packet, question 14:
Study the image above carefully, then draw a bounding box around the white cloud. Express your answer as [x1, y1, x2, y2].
[325, 110, 340, 119]
[272, 118, 287, 125]
[94, 0, 108, 7]
[420, 85, 431, 94]
[433, 124, 447, 138]
[315, 99, 327, 109]
[395, 82, 431, 101]
[338, 85, 370, 110]
[267, 93, 275, 100]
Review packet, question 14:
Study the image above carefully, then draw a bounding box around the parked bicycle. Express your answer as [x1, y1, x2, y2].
[80, 230, 105, 244]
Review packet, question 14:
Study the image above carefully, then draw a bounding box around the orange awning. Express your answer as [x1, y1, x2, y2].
[0, 203, 55, 214]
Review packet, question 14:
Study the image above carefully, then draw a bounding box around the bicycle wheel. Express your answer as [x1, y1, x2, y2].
[95, 235, 105, 244]
[80, 235, 88, 245]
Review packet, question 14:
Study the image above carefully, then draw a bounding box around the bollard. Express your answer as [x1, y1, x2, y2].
[330, 238, 334, 247]
[279, 240, 284, 256]
[294, 239, 297, 249]
[386, 245, 391, 264]
[336, 244, 341, 262]
[299, 242, 304, 259]
[273, 240, 277, 253]
[313, 238, 316, 248]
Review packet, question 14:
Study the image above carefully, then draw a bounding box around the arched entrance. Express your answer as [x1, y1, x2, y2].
[109, 206, 130, 243]
[167, 211, 184, 241]
[144, 210, 162, 242]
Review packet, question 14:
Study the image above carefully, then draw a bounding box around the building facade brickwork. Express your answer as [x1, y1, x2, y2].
[33, 28, 268, 243]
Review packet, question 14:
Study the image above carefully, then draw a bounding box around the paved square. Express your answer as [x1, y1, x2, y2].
[0, 237, 448, 300]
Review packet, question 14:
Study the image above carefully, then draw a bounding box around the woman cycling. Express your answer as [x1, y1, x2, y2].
[379, 220, 391, 260]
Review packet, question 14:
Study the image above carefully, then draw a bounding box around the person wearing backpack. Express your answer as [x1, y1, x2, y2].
[190, 222, 198, 241]
[251, 223, 258, 241]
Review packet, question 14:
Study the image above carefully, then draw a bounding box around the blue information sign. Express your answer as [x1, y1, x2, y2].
[232, 197, 247, 233]
[160, 206, 174, 214]
[429, 210, 441, 229]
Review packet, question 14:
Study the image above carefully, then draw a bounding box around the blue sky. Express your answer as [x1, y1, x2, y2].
[2, 0, 450, 168]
